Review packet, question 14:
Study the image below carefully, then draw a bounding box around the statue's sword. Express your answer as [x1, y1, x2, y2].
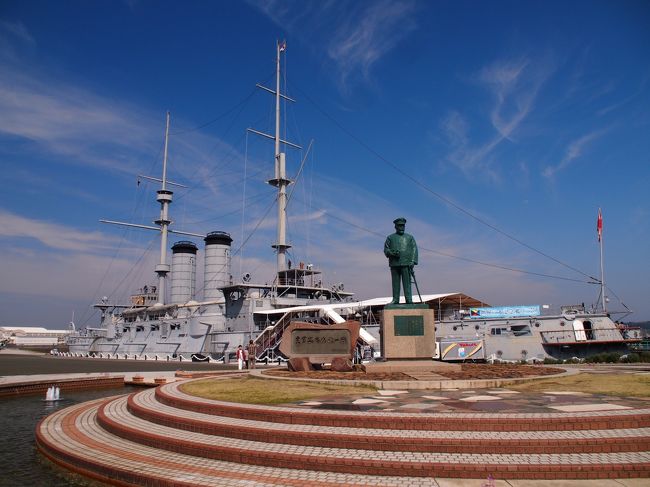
[409, 267, 423, 303]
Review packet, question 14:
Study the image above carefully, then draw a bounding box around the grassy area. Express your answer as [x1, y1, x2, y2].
[180, 376, 377, 404]
[509, 372, 650, 397]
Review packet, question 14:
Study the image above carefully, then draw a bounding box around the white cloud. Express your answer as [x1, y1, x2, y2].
[542, 129, 607, 178]
[326, 0, 417, 86]
[0, 59, 262, 246]
[480, 59, 544, 140]
[248, 0, 417, 89]
[0, 209, 122, 253]
[440, 110, 502, 183]
[0, 20, 35, 45]
[441, 57, 552, 182]
[0, 67, 160, 174]
[0, 249, 123, 299]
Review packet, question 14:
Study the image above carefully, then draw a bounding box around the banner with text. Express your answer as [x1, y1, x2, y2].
[469, 305, 540, 319]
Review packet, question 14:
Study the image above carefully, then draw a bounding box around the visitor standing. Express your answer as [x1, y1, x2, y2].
[236, 345, 245, 370]
[247, 339, 257, 369]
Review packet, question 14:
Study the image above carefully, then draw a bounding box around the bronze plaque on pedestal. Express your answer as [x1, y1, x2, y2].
[394, 315, 424, 336]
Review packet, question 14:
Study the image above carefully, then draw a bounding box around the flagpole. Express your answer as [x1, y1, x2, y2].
[598, 208, 606, 314]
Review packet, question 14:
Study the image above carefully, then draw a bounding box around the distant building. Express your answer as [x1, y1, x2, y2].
[0, 326, 70, 347]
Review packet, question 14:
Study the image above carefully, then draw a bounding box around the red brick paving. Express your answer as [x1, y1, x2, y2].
[35, 378, 650, 485]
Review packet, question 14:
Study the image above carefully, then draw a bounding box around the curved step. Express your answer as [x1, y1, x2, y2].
[157, 380, 650, 432]
[97, 393, 650, 479]
[128, 387, 650, 454]
[36, 397, 439, 486]
[36, 382, 650, 483]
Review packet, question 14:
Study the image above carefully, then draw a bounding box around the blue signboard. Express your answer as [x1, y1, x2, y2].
[469, 305, 540, 319]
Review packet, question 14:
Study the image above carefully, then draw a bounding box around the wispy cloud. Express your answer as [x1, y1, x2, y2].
[596, 75, 650, 116]
[326, 0, 417, 87]
[479, 59, 544, 141]
[0, 66, 159, 174]
[247, 0, 417, 89]
[0, 20, 35, 45]
[0, 60, 256, 236]
[0, 19, 36, 62]
[0, 209, 122, 254]
[440, 110, 501, 183]
[542, 129, 607, 179]
[440, 57, 552, 182]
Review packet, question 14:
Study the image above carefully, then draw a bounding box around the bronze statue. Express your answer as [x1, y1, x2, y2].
[384, 217, 418, 304]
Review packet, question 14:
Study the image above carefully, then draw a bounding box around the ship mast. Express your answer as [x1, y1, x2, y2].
[598, 208, 606, 313]
[248, 40, 301, 273]
[154, 111, 173, 304]
[272, 41, 290, 271]
[99, 112, 203, 305]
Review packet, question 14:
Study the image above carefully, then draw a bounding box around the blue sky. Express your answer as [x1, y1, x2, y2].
[0, 0, 649, 328]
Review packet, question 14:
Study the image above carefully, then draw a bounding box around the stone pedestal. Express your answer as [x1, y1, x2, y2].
[381, 304, 435, 359]
[279, 321, 360, 371]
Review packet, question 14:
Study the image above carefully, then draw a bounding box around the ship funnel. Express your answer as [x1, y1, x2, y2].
[203, 231, 232, 301]
[171, 241, 198, 304]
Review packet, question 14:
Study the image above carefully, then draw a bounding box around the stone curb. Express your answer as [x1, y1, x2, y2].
[247, 365, 578, 390]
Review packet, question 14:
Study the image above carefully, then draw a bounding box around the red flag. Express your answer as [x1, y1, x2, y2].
[597, 208, 603, 242]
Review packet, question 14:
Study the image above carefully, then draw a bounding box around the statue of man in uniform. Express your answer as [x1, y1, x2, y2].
[384, 217, 418, 304]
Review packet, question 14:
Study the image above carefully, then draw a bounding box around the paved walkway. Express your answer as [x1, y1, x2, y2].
[34, 372, 650, 486]
[5, 353, 648, 485]
[273, 384, 650, 415]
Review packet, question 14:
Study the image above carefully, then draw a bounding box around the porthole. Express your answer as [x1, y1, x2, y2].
[534, 322, 540, 327]
[453, 326, 457, 331]
[475, 324, 480, 330]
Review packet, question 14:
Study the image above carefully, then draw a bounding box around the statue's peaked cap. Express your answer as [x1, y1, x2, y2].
[393, 217, 407, 225]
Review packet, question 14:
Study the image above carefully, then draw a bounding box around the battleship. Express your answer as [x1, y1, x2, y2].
[66, 42, 641, 363]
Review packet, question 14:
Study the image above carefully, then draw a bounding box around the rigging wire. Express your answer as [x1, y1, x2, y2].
[293, 84, 600, 283]
[604, 285, 632, 313]
[167, 72, 274, 136]
[240, 130, 249, 277]
[194, 195, 278, 296]
[184, 190, 273, 226]
[171, 74, 276, 208]
[110, 236, 158, 303]
[80, 235, 158, 327]
[79, 138, 166, 326]
[83, 68, 631, 319]
[172, 109, 270, 212]
[290, 194, 597, 285]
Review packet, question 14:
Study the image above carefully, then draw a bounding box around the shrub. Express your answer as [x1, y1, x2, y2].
[585, 352, 624, 363]
[543, 358, 562, 364]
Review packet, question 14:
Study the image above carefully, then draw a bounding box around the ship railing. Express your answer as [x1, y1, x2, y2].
[540, 326, 632, 344]
[253, 312, 293, 361]
[71, 328, 107, 339]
